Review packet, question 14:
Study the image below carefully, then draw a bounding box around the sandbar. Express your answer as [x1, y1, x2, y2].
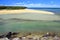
[0, 9, 54, 15]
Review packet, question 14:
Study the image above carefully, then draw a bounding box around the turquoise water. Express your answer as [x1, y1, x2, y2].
[0, 20, 60, 33]
[0, 8, 60, 33]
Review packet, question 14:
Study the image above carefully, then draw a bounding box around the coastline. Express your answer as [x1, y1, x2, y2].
[0, 9, 54, 15]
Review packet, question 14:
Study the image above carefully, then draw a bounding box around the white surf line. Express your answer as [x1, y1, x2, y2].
[25, 9, 54, 15]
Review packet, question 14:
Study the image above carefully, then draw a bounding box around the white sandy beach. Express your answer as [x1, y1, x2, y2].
[0, 9, 54, 15]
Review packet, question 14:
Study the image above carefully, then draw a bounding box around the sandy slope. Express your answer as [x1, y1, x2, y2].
[0, 9, 54, 15]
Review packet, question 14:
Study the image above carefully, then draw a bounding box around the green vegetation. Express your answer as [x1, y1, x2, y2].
[0, 6, 27, 10]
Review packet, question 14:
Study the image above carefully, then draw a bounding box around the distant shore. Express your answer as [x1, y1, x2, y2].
[0, 9, 54, 15]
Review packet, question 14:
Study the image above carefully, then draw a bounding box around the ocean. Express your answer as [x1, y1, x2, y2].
[0, 8, 60, 34]
[28, 8, 60, 15]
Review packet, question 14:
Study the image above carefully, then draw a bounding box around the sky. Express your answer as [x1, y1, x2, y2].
[0, 0, 60, 7]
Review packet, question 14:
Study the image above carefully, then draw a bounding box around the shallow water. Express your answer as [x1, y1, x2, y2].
[0, 20, 60, 33]
[0, 13, 60, 33]
[0, 8, 60, 34]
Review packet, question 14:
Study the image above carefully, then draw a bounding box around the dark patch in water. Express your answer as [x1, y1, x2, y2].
[52, 20, 60, 23]
[0, 22, 5, 25]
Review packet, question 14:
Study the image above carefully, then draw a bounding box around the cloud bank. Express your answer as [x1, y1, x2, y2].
[13, 3, 60, 7]
[0, 2, 60, 8]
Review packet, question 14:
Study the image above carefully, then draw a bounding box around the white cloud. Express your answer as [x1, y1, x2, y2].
[3, 2, 60, 8]
[23, 3, 60, 7]
[15, 2, 25, 4]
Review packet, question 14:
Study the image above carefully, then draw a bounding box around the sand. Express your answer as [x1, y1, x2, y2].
[0, 9, 54, 15]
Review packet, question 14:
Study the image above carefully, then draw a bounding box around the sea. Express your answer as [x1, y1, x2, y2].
[28, 8, 60, 15]
[0, 8, 60, 34]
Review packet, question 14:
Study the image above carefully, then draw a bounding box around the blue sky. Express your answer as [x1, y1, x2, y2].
[0, 0, 60, 7]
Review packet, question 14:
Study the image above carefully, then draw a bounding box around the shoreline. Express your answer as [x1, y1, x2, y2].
[0, 9, 54, 15]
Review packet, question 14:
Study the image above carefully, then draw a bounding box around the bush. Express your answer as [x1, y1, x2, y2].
[0, 6, 27, 10]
